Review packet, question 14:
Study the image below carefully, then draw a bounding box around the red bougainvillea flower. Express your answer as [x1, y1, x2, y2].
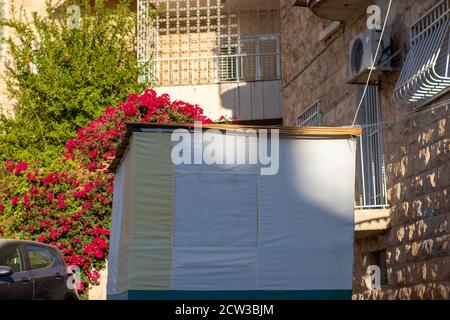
[11, 196, 20, 207]
[40, 173, 60, 186]
[87, 269, 101, 282]
[64, 89, 214, 172]
[47, 193, 54, 203]
[23, 195, 31, 208]
[71, 237, 82, 245]
[57, 194, 66, 210]
[0, 90, 217, 294]
[15, 162, 28, 176]
[5, 160, 15, 174]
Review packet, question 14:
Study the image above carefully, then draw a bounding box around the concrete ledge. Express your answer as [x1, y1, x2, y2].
[319, 21, 342, 42]
[355, 208, 391, 232]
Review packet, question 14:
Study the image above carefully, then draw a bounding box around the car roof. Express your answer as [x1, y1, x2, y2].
[0, 239, 58, 250]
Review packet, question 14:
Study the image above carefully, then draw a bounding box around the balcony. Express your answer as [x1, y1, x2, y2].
[155, 35, 281, 86]
[294, 0, 373, 22]
[354, 208, 391, 238]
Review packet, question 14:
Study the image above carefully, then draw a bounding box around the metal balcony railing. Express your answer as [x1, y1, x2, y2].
[154, 34, 281, 86]
[154, 51, 281, 86]
[394, 0, 450, 107]
[355, 86, 389, 209]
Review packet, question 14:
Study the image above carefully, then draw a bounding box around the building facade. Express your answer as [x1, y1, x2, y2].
[1, 0, 282, 120]
[2, 0, 448, 300]
[281, 0, 449, 299]
[139, 0, 282, 121]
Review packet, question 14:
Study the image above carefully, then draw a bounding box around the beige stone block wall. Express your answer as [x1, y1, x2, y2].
[88, 265, 108, 300]
[281, 0, 450, 299]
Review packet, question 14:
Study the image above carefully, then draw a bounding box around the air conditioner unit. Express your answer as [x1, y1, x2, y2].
[348, 29, 392, 84]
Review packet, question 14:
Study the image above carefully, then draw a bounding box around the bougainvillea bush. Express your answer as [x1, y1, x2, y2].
[0, 90, 213, 292]
[0, 160, 112, 288]
[0, 0, 157, 164]
[64, 89, 213, 170]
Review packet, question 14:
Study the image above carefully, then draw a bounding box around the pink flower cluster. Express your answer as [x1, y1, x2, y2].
[64, 89, 213, 171]
[0, 90, 219, 293]
[87, 270, 101, 282]
[83, 237, 108, 259]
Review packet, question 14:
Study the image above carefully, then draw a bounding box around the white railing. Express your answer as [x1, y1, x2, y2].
[155, 51, 281, 85]
[355, 125, 389, 209]
[355, 86, 389, 209]
[154, 34, 281, 86]
[394, 0, 450, 106]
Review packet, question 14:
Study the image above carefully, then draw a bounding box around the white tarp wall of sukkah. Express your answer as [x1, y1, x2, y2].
[107, 125, 360, 300]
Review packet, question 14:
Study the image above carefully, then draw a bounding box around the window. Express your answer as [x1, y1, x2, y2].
[297, 100, 321, 126]
[356, 85, 388, 208]
[394, 0, 450, 106]
[219, 45, 238, 81]
[26, 245, 55, 270]
[239, 38, 257, 81]
[0, 246, 23, 273]
[367, 249, 387, 286]
[219, 35, 281, 82]
[238, 36, 280, 82]
[258, 35, 280, 80]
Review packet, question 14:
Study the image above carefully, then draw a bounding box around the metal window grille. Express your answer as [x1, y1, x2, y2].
[356, 85, 388, 209]
[138, 0, 281, 85]
[297, 101, 321, 126]
[219, 45, 238, 81]
[394, 0, 450, 107]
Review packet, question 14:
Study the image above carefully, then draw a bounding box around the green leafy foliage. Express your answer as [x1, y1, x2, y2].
[0, 0, 153, 163]
[0, 90, 214, 294]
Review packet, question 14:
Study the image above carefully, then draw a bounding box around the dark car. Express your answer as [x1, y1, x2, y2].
[0, 240, 79, 300]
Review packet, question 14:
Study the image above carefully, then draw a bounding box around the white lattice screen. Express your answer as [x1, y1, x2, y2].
[137, 0, 158, 83]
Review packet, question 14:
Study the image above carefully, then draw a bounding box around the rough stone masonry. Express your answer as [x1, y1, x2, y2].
[280, 0, 450, 299]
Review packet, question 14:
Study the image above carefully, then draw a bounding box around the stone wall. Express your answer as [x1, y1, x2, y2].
[88, 265, 108, 300]
[281, 0, 450, 299]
